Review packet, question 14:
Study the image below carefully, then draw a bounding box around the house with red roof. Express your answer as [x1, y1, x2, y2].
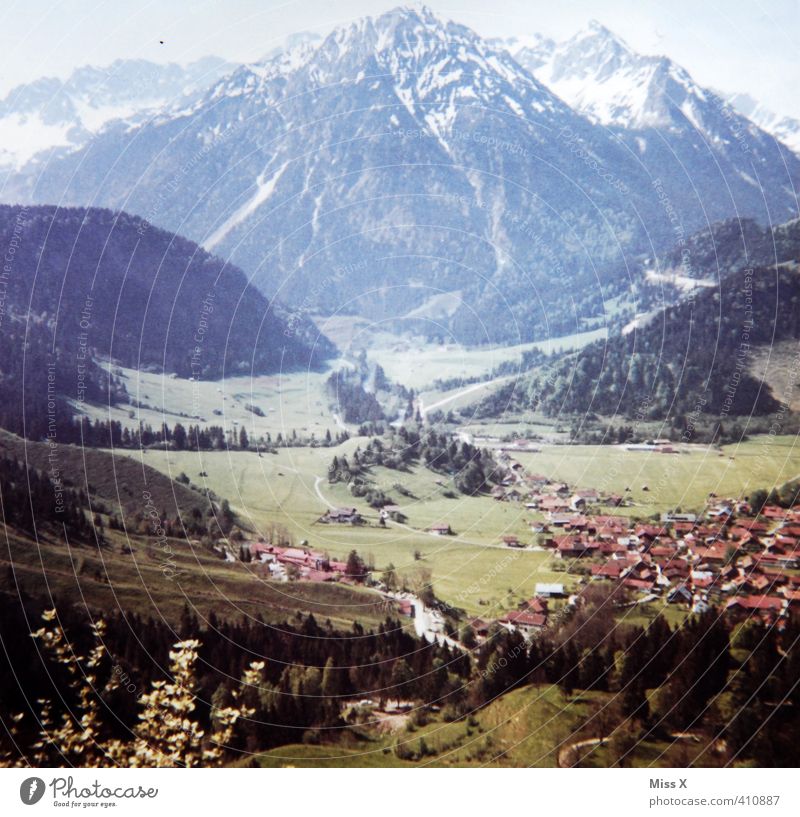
[499, 609, 547, 636]
[761, 505, 787, 520]
[754, 550, 800, 570]
[519, 596, 548, 614]
[726, 595, 785, 618]
[623, 577, 656, 593]
[555, 535, 592, 559]
[591, 560, 624, 580]
[540, 496, 570, 514]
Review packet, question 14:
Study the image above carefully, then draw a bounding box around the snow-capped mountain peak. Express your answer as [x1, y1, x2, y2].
[0, 56, 232, 168]
[511, 20, 780, 142]
[205, 4, 565, 143]
[726, 91, 800, 153]
[521, 23, 690, 129]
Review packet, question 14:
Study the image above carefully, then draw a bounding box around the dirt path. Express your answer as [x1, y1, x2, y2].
[314, 475, 336, 509]
[558, 732, 701, 767]
[558, 737, 604, 767]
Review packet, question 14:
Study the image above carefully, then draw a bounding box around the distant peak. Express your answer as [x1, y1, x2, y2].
[586, 19, 612, 35]
[385, 4, 439, 20]
[575, 20, 634, 53]
[373, 4, 450, 30]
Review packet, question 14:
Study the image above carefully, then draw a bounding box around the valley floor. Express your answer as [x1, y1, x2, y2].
[113, 433, 800, 619]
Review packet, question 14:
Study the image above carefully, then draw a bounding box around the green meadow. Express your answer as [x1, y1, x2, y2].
[116, 442, 568, 616]
[114, 433, 800, 617]
[514, 436, 800, 516]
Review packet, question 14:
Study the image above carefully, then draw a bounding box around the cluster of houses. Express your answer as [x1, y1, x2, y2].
[466, 498, 800, 643]
[470, 584, 567, 640]
[490, 463, 625, 511]
[234, 443, 799, 635]
[243, 541, 351, 583]
[538, 502, 800, 623]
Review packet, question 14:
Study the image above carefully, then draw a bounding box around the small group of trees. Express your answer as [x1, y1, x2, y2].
[327, 368, 386, 424]
[345, 550, 368, 582]
[0, 454, 92, 541]
[748, 480, 800, 514]
[326, 352, 415, 426]
[420, 432, 503, 496]
[327, 425, 503, 500]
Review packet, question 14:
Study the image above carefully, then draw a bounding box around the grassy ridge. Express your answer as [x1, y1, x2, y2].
[250, 685, 599, 768]
[0, 429, 209, 519]
[2, 524, 393, 629]
[0, 431, 392, 628]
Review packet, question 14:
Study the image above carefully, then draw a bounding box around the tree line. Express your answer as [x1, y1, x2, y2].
[1, 585, 798, 766]
[471, 265, 800, 424]
[0, 592, 470, 763]
[0, 454, 91, 540]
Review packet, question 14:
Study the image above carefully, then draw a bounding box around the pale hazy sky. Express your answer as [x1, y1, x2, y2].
[1, 0, 798, 117]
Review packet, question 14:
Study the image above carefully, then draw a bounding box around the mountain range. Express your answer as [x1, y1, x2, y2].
[0, 57, 232, 169]
[724, 93, 800, 155]
[506, 23, 800, 153]
[1, 7, 798, 346]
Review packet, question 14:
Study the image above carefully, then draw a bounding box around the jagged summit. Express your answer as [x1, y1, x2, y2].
[1, 9, 798, 345]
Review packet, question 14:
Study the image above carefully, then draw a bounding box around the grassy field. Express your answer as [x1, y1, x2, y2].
[577, 732, 722, 768]
[116, 442, 571, 617]
[514, 436, 800, 515]
[79, 325, 609, 444]
[115, 432, 800, 615]
[82, 363, 344, 438]
[368, 330, 606, 392]
[0, 431, 394, 629]
[315, 315, 607, 391]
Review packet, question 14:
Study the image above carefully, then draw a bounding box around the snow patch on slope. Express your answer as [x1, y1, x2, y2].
[644, 268, 716, 291]
[0, 114, 72, 167]
[204, 161, 289, 250]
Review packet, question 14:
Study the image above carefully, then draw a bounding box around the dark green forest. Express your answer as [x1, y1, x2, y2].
[2, 589, 799, 766]
[0, 205, 334, 440]
[473, 264, 800, 423]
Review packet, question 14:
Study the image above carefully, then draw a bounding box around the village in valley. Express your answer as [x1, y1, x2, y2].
[224, 433, 800, 645]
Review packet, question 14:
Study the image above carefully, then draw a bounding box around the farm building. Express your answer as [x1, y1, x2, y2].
[535, 583, 565, 598]
[499, 609, 547, 637]
[320, 507, 363, 524]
